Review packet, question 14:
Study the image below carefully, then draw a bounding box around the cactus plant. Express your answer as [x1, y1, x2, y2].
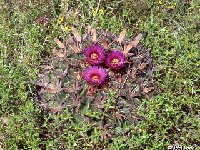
[34, 27, 154, 148]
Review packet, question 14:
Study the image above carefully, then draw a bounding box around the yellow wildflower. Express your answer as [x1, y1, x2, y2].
[64, 26, 71, 32]
[57, 17, 64, 24]
[99, 9, 105, 15]
[168, 5, 175, 10]
[92, 8, 97, 16]
[158, 0, 163, 4]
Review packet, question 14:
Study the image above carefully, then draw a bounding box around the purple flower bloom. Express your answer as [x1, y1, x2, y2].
[106, 50, 126, 70]
[84, 44, 105, 65]
[83, 66, 108, 86]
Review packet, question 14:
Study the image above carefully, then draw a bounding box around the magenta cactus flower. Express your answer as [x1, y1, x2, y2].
[106, 50, 126, 70]
[84, 44, 105, 65]
[83, 66, 108, 86]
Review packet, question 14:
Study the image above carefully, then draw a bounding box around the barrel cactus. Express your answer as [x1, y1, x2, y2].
[34, 27, 154, 149]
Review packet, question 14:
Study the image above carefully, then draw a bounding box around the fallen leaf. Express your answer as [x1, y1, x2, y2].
[130, 92, 140, 98]
[31, 81, 48, 87]
[131, 70, 137, 81]
[76, 71, 82, 80]
[68, 38, 79, 53]
[1, 117, 9, 125]
[45, 85, 62, 94]
[72, 43, 79, 53]
[36, 15, 50, 27]
[40, 65, 54, 70]
[83, 27, 91, 40]
[63, 68, 68, 76]
[39, 102, 49, 110]
[102, 36, 108, 49]
[138, 63, 148, 70]
[115, 112, 126, 121]
[116, 29, 126, 43]
[51, 104, 63, 113]
[54, 38, 65, 49]
[123, 33, 143, 54]
[53, 49, 65, 58]
[65, 37, 69, 48]
[131, 111, 143, 120]
[72, 95, 80, 107]
[87, 85, 98, 95]
[88, 26, 92, 34]
[91, 28, 97, 42]
[72, 27, 81, 42]
[102, 131, 112, 139]
[64, 87, 75, 93]
[143, 87, 154, 94]
[82, 32, 88, 40]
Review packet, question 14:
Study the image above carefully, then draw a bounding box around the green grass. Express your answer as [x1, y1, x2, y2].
[0, 0, 199, 149]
